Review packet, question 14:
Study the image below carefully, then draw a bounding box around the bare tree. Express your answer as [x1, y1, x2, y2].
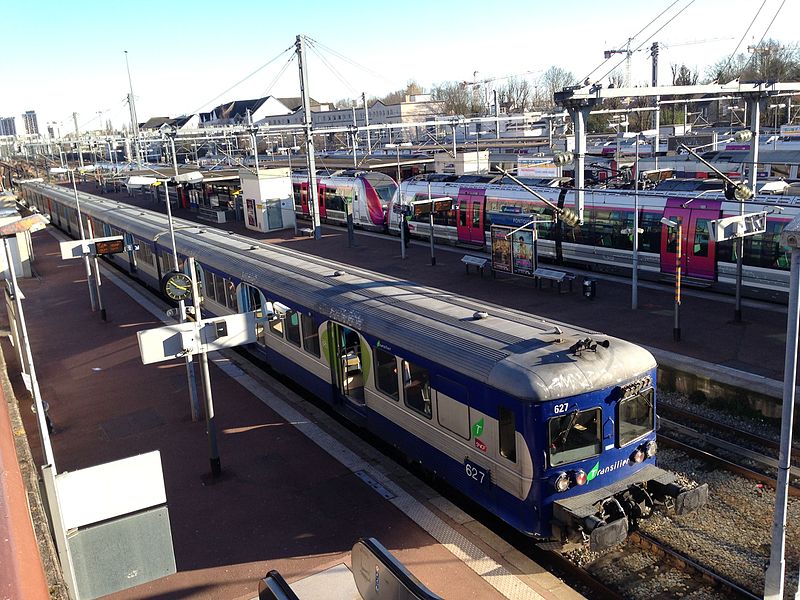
[381, 80, 425, 105]
[431, 81, 475, 116]
[705, 40, 800, 83]
[671, 64, 699, 86]
[538, 66, 576, 107]
[497, 77, 535, 113]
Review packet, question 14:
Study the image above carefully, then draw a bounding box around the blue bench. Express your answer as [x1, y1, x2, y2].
[534, 267, 576, 293]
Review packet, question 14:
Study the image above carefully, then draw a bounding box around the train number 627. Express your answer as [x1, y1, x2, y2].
[464, 460, 488, 485]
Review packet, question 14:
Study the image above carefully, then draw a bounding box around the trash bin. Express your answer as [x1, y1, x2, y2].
[582, 279, 596, 300]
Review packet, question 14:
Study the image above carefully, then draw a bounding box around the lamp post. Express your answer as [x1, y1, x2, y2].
[621, 133, 644, 309]
[386, 142, 412, 258]
[763, 214, 800, 600]
[49, 167, 98, 311]
[661, 217, 682, 341]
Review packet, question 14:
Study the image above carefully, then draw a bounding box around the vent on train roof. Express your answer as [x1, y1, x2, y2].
[473, 311, 489, 320]
[332, 270, 346, 277]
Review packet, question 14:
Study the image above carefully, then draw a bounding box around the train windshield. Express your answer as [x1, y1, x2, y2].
[548, 408, 602, 467]
[618, 389, 654, 446]
[373, 182, 397, 204]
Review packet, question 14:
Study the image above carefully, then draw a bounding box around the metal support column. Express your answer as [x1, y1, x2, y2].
[296, 35, 320, 240]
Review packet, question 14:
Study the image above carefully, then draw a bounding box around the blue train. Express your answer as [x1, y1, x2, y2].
[20, 181, 707, 551]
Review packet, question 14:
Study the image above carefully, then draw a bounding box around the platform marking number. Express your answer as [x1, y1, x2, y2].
[553, 403, 570, 415]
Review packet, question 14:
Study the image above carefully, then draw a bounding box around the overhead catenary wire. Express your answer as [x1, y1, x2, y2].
[717, 0, 768, 82]
[259, 54, 296, 100]
[579, 0, 683, 85]
[738, 0, 788, 78]
[593, 0, 697, 86]
[306, 40, 358, 97]
[187, 44, 295, 116]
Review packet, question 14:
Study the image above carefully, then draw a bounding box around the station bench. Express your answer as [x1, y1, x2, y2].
[534, 267, 576, 293]
[461, 255, 488, 276]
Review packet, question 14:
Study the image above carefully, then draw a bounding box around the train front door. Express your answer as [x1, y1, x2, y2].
[300, 182, 310, 217]
[659, 198, 721, 281]
[456, 188, 486, 246]
[317, 183, 328, 220]
[327, 322, 366, 409]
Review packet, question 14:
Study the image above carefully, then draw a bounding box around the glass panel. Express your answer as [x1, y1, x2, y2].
[285, 310, 301, 347]
[693, 219, 709, 257]
[226, 280, 238, 311]
[213, 272, 225, 304]
[618, 390, 654, 446]
[301, 314, 320, 356]
[402, 359, 431, 418]
[374, 347, 399, 400]
[498, 406, 516, 462]
[548, 408, 601, 466]
[268, 299, 284, 337]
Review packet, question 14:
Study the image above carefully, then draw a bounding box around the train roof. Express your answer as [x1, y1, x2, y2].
[24, 182, 656, 403]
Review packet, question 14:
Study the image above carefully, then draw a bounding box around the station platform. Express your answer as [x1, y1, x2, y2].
[3, 229, 585, 598]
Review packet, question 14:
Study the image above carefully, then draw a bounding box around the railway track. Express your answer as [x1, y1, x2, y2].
[658, 414, 800, 496]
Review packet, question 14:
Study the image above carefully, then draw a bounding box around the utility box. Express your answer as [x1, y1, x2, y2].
[239, 167, 296, 232]
[434, 151, 489, 175]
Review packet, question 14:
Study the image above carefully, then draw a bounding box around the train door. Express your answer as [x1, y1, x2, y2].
[456, 188, 486, 245]
[317, 183, 328, 220]
[660, 198, 722, 280]
[300, 182, 310, 216]
[327, 322, 365, 408]
[239, 283, 267, 346]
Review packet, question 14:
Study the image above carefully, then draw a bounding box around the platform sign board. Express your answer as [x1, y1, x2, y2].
[709, 212, 767, 242]
[409, 197, 453, 218]
[137, 311, 257, 364]
[60, 235, 124, 259]
[517, 157, 560, 178]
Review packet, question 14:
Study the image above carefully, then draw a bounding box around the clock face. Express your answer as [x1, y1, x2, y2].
[162, 271, 193, 301]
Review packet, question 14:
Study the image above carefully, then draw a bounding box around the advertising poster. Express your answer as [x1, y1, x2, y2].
[245, 198, 257, 227]
[512, 229, 535, 277]
[491, 227, 512, 273]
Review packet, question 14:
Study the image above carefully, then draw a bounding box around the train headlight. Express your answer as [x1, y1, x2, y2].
[645, 440, 657, 458]
[553, 472, 570, 492]
[574, 469, 588, 486]
[631, 449, 645, 463]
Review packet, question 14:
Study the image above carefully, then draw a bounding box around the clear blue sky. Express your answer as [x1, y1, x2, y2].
[3, 0, 796, 132]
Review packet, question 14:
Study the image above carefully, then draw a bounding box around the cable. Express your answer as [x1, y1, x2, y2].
[579, 0, 682, 85]
[738, 0, 788, 78]
[593, 0, 697, 85]
[716, 0, 767, 82]
[259, 55, 296, 100]
[305, 37, 393, 86]
[187, 45, 294, 116]
[306, 40, 358, 96]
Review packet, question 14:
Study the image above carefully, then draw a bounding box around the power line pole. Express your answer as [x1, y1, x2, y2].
[73, 113, 84, 169]
[296, 35, 320, 240]
[651, 42, 660, 170]
[362, 92, 371, 154]
[124, 51, 141, 167]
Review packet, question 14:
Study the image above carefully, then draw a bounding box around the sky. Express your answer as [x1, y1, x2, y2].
[2, 0, 796, 133]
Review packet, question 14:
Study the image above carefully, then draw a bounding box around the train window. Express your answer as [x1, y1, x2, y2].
[373, 347, 399, 400]
[268, 300, 284, 337]
[285, 310, 301, 347]
[213, 272, 226, 305]
[472, 203, 481, 228]
[548, 408, 601, 467]
[498, 406, 516, 462]
[301, 314, 320, 356]
[618, 389, 654, 446]
[226, 281, 238, 311]
[434, 377, 469, 439]
[401, 359, 431, 418]
[459, 203, 467, 227]
[744, 221, 789, 270]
